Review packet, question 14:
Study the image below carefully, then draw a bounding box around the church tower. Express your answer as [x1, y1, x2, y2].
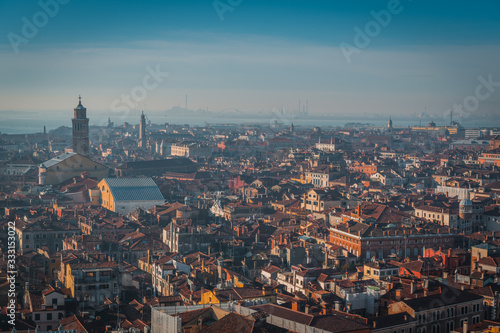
[72, 96, 89, 157]
[139, 111, 146, 148]
[388, 117, 393, 133]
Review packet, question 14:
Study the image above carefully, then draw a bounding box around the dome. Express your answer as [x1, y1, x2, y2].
[75, 95, 86, 110]
[459, 198, 472, 206]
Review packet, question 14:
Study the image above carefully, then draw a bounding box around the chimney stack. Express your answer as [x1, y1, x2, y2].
[396, 289, 402, 300]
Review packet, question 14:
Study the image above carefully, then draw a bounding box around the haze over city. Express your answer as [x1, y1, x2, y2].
[1, 0, 499, 130]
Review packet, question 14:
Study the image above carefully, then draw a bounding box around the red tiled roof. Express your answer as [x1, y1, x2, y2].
[201, 312, 254, 333]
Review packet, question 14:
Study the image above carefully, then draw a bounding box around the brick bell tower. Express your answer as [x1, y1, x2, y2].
[72, 95, 89, 157]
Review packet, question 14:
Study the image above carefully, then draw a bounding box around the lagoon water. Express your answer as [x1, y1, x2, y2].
[0, 110, 497, 134]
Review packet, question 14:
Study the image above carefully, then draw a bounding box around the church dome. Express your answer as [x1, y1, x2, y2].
[459, 198, 472, 207]
[75, 95, 86, 110]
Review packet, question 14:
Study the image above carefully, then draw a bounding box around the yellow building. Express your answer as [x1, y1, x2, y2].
[39, 152, 108, 185]
[200, 286, 276, 305]
[37, 248, 61, 283]
[98, 177, 165, 214]
[64, 261, 119, 306]
[65, 264, 76, 298]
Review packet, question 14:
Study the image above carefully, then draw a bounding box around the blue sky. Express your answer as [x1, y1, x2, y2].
[1, 0, 499, 122]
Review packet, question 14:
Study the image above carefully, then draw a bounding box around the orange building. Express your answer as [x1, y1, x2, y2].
[329, 221, 456, 261]
[479, 151, 500, 166]
[349, 162, 378, 176]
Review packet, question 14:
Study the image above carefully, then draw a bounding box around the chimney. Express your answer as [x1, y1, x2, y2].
[292, 300, 299, 311]
[463, 321, 468, 333]
[410, 282, 416, 294]
[396, 289, 402, 300]
[198, 318, 203, 331]
[334, 301, 341, 311]
[305, 304, 310, 314]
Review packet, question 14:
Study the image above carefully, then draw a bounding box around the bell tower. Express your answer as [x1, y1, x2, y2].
[139, 111, 146, 148]
[72, 95, 90, 157]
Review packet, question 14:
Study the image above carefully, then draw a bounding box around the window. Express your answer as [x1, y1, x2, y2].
[52, 298, 57, 305]
[446, 320, 454, 333]
[35, 313, 40, 320]
[47, 313, 52, 320]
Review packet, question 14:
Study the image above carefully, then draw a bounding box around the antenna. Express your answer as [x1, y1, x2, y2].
[185, 95, 188, 110]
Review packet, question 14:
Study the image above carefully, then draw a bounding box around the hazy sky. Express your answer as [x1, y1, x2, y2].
[1, 0, 499, 119]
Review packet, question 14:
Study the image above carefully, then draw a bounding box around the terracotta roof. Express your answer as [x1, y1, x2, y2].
[174, 307, 212, 325]
[59, 315, 88, 333]
[262, 265, 281, 274]
[311, 313, 369, 333]
[250, 304, 313, 325]
[201, 312, 254, 333]
[402, 287, 483, 310]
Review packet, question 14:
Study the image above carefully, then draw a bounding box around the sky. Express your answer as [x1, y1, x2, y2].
[0, 0, 499, 123]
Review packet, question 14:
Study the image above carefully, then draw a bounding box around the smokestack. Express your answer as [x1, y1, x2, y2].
[396, 289, 402, 300]
[334, 301, 341, 311]
[185, 95, 188, 110]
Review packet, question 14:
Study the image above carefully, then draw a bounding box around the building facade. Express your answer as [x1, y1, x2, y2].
[329, 222, 456, 261]
[39, 152, 108, 185]
[98, 177, 165, 214]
